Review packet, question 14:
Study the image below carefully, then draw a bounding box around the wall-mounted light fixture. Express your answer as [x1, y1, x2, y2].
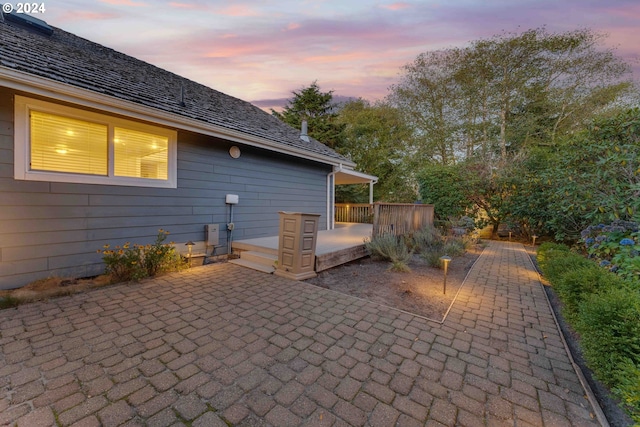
[229, 146, 241, 159]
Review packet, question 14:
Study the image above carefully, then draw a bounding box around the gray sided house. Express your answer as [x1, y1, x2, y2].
[0, 13, 374, 289]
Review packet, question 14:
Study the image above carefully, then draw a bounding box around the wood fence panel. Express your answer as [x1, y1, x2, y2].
[372, 203, 434, 237]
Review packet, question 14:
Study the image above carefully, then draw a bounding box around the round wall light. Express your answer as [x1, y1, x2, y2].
[229, 146, 241, 159]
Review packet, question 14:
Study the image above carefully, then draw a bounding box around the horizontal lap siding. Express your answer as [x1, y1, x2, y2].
[0, 89, 330, 289]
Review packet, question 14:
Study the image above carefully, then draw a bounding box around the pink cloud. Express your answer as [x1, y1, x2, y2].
[286, 22, 301, 31]
[380, 2, 411, 11]
[218, 4, 259, 17]
[65, 0, 639, 105]
[55, 11, 120, 22]
[99, 0, 147, 6]
[169, 2, 201, 9]
[303, 52, 368, 64]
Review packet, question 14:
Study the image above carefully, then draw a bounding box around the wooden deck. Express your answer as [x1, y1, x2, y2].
[232, 223, 372, 272]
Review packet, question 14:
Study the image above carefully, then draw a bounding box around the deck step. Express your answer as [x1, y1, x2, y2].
[229, 258, 276, 274]
[240, 251, 277, 266]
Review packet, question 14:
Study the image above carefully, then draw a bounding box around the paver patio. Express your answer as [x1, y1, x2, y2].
[0, 241, 603, 426]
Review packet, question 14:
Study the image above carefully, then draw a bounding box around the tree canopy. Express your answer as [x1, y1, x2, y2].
[390, 27, 634, 165]
[337, 99, 416, 202]
[275, 28, 639, 243]
[271, 81, 344, 150]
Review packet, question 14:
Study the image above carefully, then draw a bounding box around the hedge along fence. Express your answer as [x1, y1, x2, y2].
[537, 243, 640, 423]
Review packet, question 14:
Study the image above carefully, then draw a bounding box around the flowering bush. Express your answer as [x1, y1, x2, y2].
[98, 230, 186, 283]
[99, 242, 145, 283]
[580, 220, 640, 283]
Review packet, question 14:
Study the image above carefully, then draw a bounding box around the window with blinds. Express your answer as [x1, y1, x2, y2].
[30, 111, 108, 175]
[114, 127, 168, 179]
[15, 96, 177, 188]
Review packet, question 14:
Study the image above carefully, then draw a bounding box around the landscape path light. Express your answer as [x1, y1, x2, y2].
[440, 255, 452, 295]
[532, 235, 538, 247]
[185, 241, 194, 267]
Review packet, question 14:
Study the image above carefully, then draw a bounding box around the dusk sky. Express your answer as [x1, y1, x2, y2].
[32, 0, 640, 110]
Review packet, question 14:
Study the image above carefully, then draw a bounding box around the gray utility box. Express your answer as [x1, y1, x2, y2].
[206, 224, 219, 247]
[275, 212, 320, 280]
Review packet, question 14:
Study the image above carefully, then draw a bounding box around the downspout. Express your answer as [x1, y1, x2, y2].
[327, 165, 341, 230]
[369, 181, 374, 205]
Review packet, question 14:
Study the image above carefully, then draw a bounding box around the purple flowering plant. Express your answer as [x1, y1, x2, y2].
[580, 220, 640, 283]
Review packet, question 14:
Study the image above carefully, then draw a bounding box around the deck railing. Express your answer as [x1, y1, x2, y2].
[334, 203, 373, 224]
[372, 202, 435, 237]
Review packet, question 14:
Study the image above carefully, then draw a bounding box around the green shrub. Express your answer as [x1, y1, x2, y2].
[100, 243, 146, 283]
[99, 230, 186, 283]
[613, 359, 640, 424]
[408, 226, 443, 253]
[540, 252, 592, 283]
[554, 264, 627, 321]
[536, 242, 571, 272]
[422, 248, 446, 269]
[365, 234, 413, 271]
[0, 295, 21, 310]
[389, 260, 412, 272]
[443, 238, 466, 256]
[576, 287, 640, 386]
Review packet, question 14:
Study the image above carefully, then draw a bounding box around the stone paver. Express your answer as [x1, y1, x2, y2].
[0, 241, 602, 426]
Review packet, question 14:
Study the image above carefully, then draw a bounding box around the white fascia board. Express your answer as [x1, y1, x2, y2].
[333, 165, 378, 184]
[0, 67, 356, 169]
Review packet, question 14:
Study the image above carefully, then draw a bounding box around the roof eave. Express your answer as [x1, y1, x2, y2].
[0, 67, 356, 168]
[333, 165, 378, 185]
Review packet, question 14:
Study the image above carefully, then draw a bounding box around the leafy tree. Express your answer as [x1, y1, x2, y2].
[418, 159, 512, 234]
[502, 108, 640, 241]
[390, 49, 464, 165]
[272, 81, 345, 150]
[499, 148, 564, 238]
[548, 108, 640, 225]
[391, 28, 633, 164]
[337, 99, 416, 202]
[417, 163, 474, 222]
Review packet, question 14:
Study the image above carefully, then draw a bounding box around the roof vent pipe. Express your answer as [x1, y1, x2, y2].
[300, 120, 310, 142]
[179, 84, 186, 107]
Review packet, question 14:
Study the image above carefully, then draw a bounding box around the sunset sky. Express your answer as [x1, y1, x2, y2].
[34, 0, 640, 109]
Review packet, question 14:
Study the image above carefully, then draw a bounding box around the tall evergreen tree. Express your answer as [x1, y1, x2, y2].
[272, 81, 345, 150]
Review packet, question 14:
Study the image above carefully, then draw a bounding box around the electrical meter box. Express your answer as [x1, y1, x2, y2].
[206, 224, 219, 246]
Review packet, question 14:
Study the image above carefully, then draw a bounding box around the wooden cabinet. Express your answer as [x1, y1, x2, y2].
[275, 212, 320, 280]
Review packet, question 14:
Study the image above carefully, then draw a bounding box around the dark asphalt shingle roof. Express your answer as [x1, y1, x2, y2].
[0, 14, 350, 164]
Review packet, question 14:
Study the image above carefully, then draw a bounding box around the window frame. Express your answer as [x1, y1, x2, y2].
[14, 96, 177, 188]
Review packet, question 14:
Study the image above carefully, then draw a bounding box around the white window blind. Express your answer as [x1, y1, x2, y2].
[15, 96, 177, 188]
[114, 127, 168, 179]
[30, 111, 108, 175]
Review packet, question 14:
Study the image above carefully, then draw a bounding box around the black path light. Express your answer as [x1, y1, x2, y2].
[440, 255, 452, 294]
